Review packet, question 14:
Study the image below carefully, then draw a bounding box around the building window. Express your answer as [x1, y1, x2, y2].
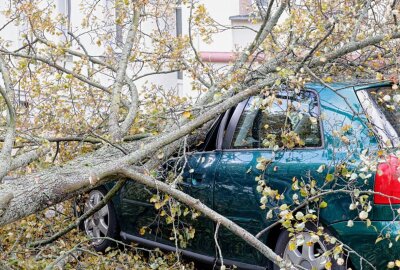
[255, 0, 268, 7]
[104, 0, 123, 47]
[57, 0, 71, 40]
[18, 14, 29, 47]
[239, 0, 252, 15]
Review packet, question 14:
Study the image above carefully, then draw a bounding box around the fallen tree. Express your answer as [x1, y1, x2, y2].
[1, 0, 400, 269]
[0, 84, 262, 226]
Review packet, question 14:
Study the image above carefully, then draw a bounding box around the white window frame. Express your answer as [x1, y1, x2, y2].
[57, 0, 71, 40]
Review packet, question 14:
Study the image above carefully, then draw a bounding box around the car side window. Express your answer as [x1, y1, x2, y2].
[231, 91, 322, 149]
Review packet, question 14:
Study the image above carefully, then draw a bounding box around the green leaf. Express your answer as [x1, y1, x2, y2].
[325, 174, 334, 182]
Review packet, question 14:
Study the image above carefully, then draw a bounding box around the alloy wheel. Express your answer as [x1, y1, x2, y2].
[283, 231, 329, 270]
[84, 190, 110, 245]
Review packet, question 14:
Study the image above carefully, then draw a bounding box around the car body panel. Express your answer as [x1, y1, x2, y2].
[214, 149, 274, 265]
[118, 181, 158, 241]
[329, 220, 400, 270]
[100, 81, 399, 270]
[179, 151, 219, 256]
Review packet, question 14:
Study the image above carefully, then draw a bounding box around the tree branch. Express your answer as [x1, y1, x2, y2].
[0, 49, 111, 94]
[0, 55, 16, 179]
[109, 8, 141, 141]
[116, 168, 286, 267]
[30, 179, 127, 247]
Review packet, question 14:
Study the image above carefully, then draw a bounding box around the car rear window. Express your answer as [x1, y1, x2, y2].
[357, 87, 400, 147]
[369, 88, 400, 132]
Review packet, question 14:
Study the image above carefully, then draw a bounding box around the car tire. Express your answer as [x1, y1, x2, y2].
[83, 187, 119, 252]
[273, 224, 346, 270]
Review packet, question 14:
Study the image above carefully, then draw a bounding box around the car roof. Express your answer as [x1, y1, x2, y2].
[305, 80, 392, 92]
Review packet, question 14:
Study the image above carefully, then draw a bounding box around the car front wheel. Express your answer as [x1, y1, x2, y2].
[83, 188, 119, 252]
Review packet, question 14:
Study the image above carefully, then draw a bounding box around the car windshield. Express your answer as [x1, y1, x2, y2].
[357, 87, 400, 147]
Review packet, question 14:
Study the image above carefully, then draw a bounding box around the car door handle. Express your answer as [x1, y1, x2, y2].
[190, 177, 202, 183]
[185, 177, 202, 185]
[179, 178, 211, 190]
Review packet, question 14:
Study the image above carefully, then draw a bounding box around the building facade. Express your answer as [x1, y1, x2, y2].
[0, 0, 262, 98]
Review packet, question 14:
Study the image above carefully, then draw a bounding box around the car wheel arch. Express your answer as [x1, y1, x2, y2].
[267, 221, 353, 270]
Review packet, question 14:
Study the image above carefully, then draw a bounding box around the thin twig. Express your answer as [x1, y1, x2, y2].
[295, 22, 335, 73]
[30, 179, 127, 247]
[214, 222, 224, 269]
[90, 132, 128, 155]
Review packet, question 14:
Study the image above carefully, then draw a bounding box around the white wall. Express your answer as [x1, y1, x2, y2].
[185, 0, 237, 52]
[0, 0, 260, 99]
[232, 19, 259, 49]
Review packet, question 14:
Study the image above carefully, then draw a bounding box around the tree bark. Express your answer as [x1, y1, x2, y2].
[0, 85, 260, 226]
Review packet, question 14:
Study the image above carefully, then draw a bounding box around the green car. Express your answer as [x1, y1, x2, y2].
[82, 81, 400, 270]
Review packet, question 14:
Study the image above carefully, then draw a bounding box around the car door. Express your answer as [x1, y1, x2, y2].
[118, 180, 158, 241]
[119, 114, 226, 258]
[175, 110, 234, 256]
[213, 90, 325, 267]
[118, 157, 217, 256]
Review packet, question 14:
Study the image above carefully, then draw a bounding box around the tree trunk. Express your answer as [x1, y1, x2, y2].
[0, 85, 259, 226]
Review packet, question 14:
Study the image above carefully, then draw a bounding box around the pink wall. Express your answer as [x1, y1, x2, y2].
[200, 51, 265, 63]
[239, 0, 252, 15]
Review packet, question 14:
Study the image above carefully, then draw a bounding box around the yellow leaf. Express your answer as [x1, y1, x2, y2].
[300, 188, 308, 197]
[325, 261, 332, 270]
[166, 216, 174, 224]
[366, 219, 371, 227]
[282, 219, 291, 228]
[288, 241, 296, 251]
[341, 124, 352, 132]
[183, 208, 190, 216]
[150, 195, 159, 203]
[280, 204, 288, 211]
[256, 163, 266, 171]
[154, 202, 162, 209]
[320, 201, 328, 208]
[333, 245, 343, 255]
[182, 111, 191, 119]
[188, 227, 196, 238]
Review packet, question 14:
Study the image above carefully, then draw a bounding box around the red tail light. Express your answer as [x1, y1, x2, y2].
[374, 155, 400, 204]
